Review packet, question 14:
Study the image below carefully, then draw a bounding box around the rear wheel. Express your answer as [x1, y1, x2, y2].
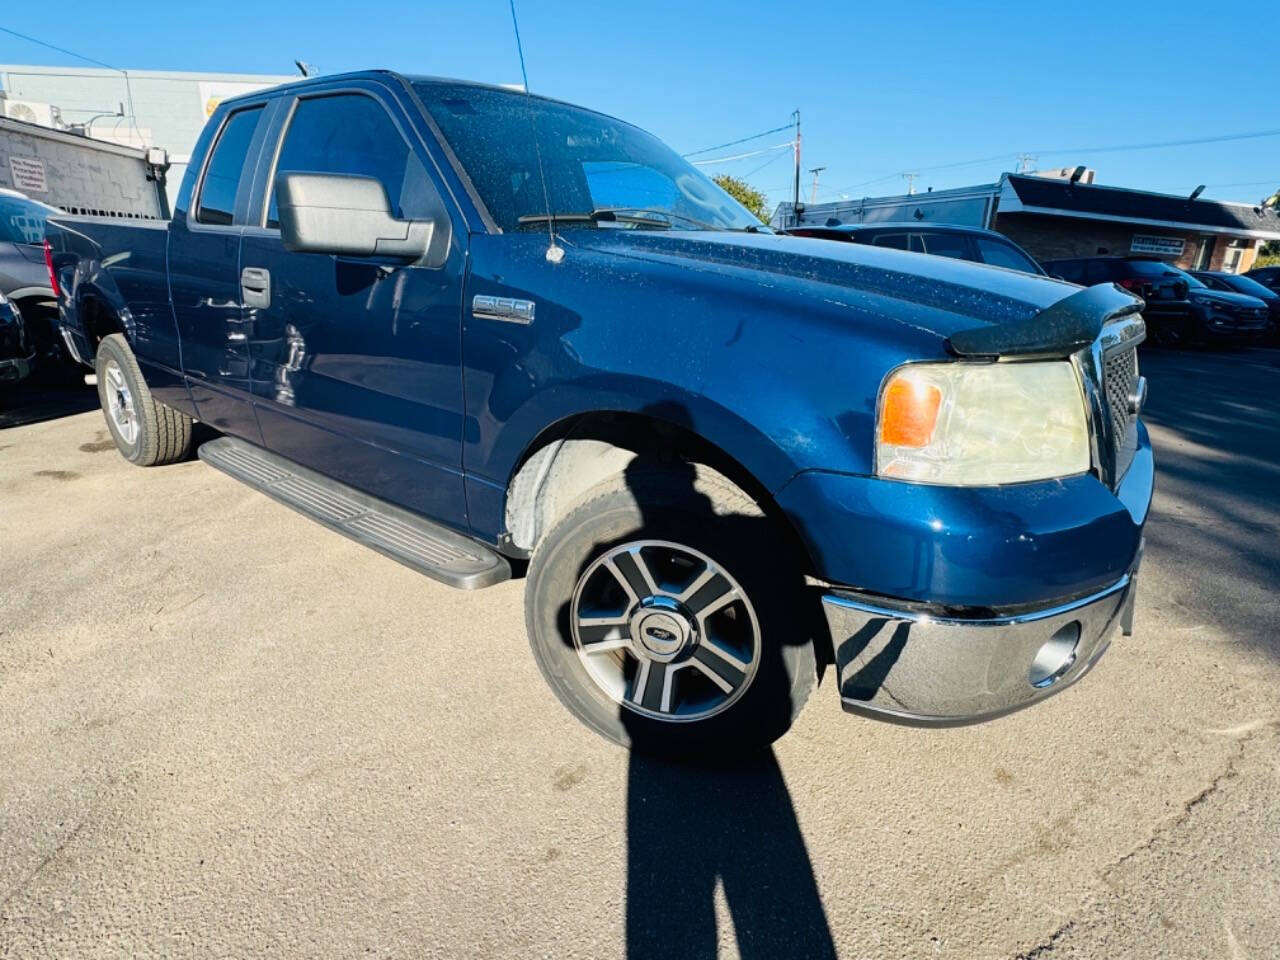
[525, 462, 818, 759]
[95, 333, 194, 466]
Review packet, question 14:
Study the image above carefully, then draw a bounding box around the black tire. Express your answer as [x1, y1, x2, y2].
[95, 333, 194, 466]
[525, 461, 818, 759]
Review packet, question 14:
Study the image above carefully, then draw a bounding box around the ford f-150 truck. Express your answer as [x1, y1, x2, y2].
[46, 71, 1152, 758]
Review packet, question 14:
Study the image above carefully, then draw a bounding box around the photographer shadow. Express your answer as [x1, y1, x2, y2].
[625, 749, 836, 959]
[610, 404, 836, 959]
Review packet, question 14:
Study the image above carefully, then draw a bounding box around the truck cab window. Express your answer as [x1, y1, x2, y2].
[266, 93, 432, 229]
[196, 107, 264, 226]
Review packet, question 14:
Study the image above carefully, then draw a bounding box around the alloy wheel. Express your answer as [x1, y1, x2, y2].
[103, 359, 139, 446]
[569, 540, 761, 722]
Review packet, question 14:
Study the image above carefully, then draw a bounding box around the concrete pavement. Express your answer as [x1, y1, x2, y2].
[1, 347, 1277, 959]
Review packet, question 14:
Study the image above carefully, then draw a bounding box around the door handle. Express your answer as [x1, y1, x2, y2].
[241, 267, 271, 310]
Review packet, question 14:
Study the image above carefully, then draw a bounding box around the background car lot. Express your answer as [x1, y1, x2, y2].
[1, 344, 1277, 959]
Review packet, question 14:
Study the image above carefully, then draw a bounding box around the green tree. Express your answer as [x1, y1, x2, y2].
[712, 173, 771, 224]
[1256, 236, 1280, 269]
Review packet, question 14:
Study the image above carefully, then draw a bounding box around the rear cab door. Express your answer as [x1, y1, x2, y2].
[238, 78, 472, 528]
[168, 98, 280, 442]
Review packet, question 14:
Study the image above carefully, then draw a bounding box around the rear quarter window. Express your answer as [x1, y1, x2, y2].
[196, 107, 264, 225]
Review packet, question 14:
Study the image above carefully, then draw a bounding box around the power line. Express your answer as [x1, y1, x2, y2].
[0, 24, 142, 143]
[682, 122, 794, 158]
[1200, 179, 1280, 189]
[690, 141, 793, 166]
[741, 149, 791, 179]
[0, 24, 119, 70]
[817, 127, 1280, 202]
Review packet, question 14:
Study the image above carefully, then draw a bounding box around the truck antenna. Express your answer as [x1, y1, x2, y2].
[508, 0, 564, 263]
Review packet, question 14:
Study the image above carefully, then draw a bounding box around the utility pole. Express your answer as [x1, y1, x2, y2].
[808, 166, 826, 203]
[1016, 153, 1038, 174]
[902, 172, 919, 195]
[792, 109, 801, 217]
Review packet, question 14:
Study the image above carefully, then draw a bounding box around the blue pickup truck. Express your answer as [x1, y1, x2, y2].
[45, 71, 1152, 757]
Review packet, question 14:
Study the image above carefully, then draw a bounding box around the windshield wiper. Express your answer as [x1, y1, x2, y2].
[517, 207, 770, 233]
[517, 209, 674, 230]
[599, 207, 776, 233]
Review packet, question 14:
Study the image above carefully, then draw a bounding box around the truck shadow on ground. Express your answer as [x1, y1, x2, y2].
[0, 373, 96, 429]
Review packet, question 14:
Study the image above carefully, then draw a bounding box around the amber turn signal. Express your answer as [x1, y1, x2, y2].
[880, 375, 942, 448]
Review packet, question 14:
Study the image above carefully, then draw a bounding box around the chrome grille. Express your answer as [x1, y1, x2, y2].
[1103, 347, 1138, 441]
[1082, 314, 1146, 489]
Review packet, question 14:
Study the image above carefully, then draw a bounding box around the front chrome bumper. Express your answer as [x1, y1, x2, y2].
[822, 571, 1135, 727]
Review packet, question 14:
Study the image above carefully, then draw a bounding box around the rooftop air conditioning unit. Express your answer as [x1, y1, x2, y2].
[0, 97, 56, 128]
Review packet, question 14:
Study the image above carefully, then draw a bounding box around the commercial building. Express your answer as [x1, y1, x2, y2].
[0, 64, 296, 206]
[774, 171, 1280, 274]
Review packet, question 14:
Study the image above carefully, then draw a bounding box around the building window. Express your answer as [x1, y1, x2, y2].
[1193, 236, 1215, 270]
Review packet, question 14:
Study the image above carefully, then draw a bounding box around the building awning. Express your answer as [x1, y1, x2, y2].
[998, 174, 1280, 241]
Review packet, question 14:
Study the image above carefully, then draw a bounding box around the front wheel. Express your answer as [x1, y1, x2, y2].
[95, 333, 194, 466]
[525, 462, 818, 759]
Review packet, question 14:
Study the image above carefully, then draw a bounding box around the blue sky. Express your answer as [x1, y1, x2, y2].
[6, 1, 1278, 211]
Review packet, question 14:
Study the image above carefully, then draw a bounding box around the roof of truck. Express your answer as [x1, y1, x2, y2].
[218, 69, 612, 119]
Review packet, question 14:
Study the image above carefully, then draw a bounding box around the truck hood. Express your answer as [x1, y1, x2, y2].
[564, 230, 1135, 356]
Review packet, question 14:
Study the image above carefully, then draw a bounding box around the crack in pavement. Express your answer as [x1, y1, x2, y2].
[1011, 719, 1280, 959]
[0, 819, 88, 912]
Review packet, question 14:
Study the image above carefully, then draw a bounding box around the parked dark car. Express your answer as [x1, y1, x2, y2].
[1191, 269, 1280, 341]
[0, 289, 32, 384]
[0, 187, 62, 367]
[1244, 264, 1280, 294]
[46, 71, 1152, 758]
[1043, 255, 1268, 346]
[782, 222, 1046, 275]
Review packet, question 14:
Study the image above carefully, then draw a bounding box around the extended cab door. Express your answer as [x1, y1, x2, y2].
[239, 83, 469, 527]
[168, 102, 274, 442]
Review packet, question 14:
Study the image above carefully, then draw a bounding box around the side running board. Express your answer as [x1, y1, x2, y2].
[198, 437, 510, 590]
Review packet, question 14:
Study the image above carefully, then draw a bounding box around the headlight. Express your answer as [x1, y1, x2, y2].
[876, 361, 1090, 485]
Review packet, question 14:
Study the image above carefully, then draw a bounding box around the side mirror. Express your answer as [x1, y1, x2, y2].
[277, 172, 434, 259]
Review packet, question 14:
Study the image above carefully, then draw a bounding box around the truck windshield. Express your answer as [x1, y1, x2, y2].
[411, 81, 762, 234]
[0, 194, 59, 245]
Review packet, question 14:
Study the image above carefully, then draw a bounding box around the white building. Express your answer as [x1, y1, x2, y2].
[0, 64, 296, 206]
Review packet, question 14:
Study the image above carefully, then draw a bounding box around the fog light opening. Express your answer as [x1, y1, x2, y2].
[1029, 622, 1081, 688]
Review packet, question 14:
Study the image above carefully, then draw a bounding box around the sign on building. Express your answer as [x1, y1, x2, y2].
[198, 80, 273, 119]
[8, 155, 48, 193]
[1130, 235, 1185, 257]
